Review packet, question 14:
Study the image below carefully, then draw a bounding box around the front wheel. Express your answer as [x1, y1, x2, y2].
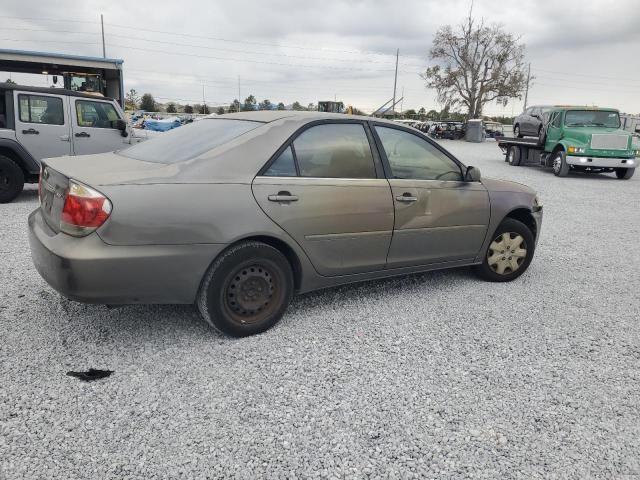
[474, 218, 535, 282]
[615, 168, 635, 180]
[551, 150, 570, 177]
[197, 241, 294, 337]
[507, 146, 521, 166]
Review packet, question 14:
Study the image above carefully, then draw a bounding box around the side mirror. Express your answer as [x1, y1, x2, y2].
[112, 119, 128, 137]
[464, 166, 481, 182]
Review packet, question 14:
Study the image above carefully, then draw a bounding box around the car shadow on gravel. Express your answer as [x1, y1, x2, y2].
[11, 187, 39, 204]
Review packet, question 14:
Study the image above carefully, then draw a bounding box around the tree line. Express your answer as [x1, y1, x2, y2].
[125, 90, 322, 115]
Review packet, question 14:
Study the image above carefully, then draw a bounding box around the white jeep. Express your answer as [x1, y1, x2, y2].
[0, 83, 146, 203]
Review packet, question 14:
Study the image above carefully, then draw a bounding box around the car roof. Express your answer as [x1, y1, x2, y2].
[212, 110, 409, 127]
[0, 82, 116, 101]
[549, 106, 619, 112]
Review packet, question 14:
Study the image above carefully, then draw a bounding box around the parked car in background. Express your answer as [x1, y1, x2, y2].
[0, 83, 145, 203]
[30, 111, 542, 337]
[513, 105, 553, 138]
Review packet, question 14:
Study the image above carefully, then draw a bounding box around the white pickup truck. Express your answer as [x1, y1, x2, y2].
[0, 83, 148, 203]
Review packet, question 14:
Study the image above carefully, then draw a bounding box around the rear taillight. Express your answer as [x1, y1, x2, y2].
[60, 180, 112, 236]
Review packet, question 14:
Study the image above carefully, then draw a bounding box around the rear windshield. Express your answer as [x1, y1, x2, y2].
[565, 110, 621, 128]
[120, 118, 262, 163]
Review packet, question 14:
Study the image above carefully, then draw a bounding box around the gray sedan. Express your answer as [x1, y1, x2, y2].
[29, 111, 543, 336]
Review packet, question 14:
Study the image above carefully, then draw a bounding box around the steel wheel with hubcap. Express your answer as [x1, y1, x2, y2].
[197, 241, 293, 337]
[474, 218, 535, 282]
[487, 233, 527, 275]
[508, 146, 521, 166]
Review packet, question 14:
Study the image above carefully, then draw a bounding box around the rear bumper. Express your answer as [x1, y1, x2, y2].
[28, 208, 225, 304]
[566, 155, 636, 169]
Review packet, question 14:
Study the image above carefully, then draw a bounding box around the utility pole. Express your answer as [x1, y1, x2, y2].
[400, 86, 404, 116]
[523, 63, 531, 109]
[100, 14, 106, 58]
[202, 85, 206, 113]
[238, 76, 241, 112]
[392, 48, 399, 117]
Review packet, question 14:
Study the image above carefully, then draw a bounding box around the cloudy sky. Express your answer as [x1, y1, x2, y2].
[1, 0, 639, 115]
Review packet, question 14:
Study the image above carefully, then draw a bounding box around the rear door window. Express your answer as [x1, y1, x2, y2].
[264, 146, 297, 177]
[18, 94, 64, 125]
[292, 123, 376, 178]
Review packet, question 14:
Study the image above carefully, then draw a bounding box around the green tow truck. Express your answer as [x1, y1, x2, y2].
[498, 106, 639, 179]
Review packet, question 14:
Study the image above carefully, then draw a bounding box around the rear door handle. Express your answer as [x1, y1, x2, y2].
[268, 191, 298, 202]
[22, 128, 39, 135]
[75, 132, 91, 138]
[395, 193, 417, 203]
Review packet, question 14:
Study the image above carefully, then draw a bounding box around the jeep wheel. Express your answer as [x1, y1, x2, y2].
[615, 168, 635, 180]
[551, 150, 570, 177]
[0, 155, 25, 204]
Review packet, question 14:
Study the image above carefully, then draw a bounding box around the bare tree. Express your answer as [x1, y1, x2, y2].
[422, 14, 528, 119]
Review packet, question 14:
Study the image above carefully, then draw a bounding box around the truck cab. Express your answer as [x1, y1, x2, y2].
[0, 83, 140, 203]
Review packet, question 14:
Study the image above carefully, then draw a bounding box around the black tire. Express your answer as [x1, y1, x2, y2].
[537, 126, 546, 146]
[615, 168, 635, 180]
[474, 218, 535, 282]
[507, 146, 522, 166]
[0, 154, 25, 204]
[551, 150, 570, 177]
[514, 125, 522, 138]
[197, 241, 294, 337]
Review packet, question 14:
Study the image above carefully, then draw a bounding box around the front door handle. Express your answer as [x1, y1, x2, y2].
[395, 193, 417, 203]
[75, 132, 91, 138]
[22, 128, 39, 135]
[268, 191, 298, 202]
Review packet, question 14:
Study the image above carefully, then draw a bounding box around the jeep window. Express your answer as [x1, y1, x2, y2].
[551, 112, 562, 128]
[76, 100, 121, 129]
[565, 110, 621, 128]
[18, 94, 64, 125]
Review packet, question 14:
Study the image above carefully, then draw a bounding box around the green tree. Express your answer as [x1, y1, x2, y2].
[404, 108, 417, 118]
[307, 103, 316, 111]
[243, 95, 256, 111]
[418, 107, 426, 115]
[140, 93, 156, 112]
[230, 99, 241, 112]
[125, 88, 140, 110]
[183, 104, 194, 114]
[5, 78, 16, 85]
[426, 109, 438, 120]
[217, 106, 225, 115]
[259, 99, 272, 110]
[292, 101, 305, 111]
[422, 13, 528, 118]
[166, 102, 177, 113]
[199, 104, 210, 114]
[276, 102, 286, 110]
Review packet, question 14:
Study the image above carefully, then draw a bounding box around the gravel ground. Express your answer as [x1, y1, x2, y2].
[1, 140, 639, 479]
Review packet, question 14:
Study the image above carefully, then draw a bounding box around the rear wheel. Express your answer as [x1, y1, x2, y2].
[0, 154, 25, 204]
[551, 150, 570, 177]
[615, 168, 635, 180]
[474, 218, 535, 282]
[197, 241, 294, 337]
[507, 146, 521, 166]
[514, 125, 522, 138]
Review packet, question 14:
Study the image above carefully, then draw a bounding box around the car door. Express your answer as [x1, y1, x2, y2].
[373, 124, 490, 267]
[72, 98, 127, 155]
[544, 111, 563, 151]
[252, 121, 394, 276]
[14, 91, 72, 160]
